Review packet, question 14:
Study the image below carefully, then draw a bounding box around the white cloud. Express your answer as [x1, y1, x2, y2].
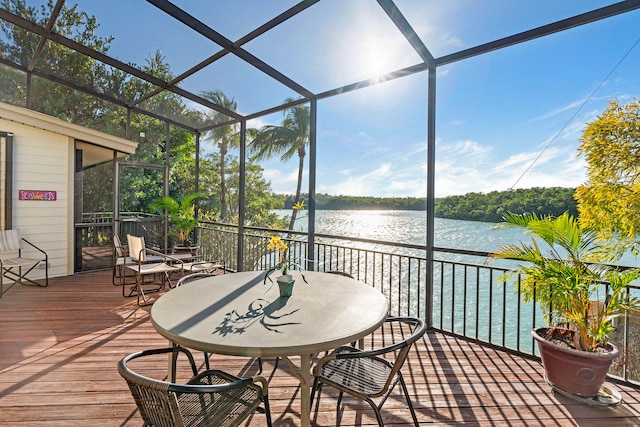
[434, 138, 586, 197]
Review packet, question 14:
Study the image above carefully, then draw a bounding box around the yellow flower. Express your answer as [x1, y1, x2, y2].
[267, 235, 288, 253]
[267, 235, 289, 270]
[264, 234, 308, 285]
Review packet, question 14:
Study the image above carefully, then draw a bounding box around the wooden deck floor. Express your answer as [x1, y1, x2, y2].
[1, 271, 639, 426]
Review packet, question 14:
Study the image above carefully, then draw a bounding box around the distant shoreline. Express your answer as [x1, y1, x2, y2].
[278, 187, 578, 222]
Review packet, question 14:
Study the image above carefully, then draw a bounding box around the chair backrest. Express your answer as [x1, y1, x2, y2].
[118, 347, 196, 426]
[375, 317, 427, 393]
[175, 272, 218, 287]
[118, 347, 270, 427]
[0, 229, 22, 253]
[113, 235, 125, 258]
[127, 234, 146, 262]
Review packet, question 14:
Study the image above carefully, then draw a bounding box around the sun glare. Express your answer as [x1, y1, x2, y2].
[358, 38, 395, 81]
[362, 46, 387, 78]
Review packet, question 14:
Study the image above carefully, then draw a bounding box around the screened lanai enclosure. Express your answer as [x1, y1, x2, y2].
[2, 0, 640, 390]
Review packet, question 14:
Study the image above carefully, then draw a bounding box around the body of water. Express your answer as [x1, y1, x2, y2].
[275, 209, 639, 356]
[281, 209, 638, 266]
[281, 209, 528, 253]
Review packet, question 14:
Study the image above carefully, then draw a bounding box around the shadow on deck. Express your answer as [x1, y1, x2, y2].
[0, 271, 639, 426]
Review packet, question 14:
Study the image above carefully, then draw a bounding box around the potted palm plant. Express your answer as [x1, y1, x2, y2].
[150, 192, 209, 254]
[490, 212, 640, 402]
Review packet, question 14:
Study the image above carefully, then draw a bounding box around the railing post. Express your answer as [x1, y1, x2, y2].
[425, 63, 436, 328]
[237, 120, 247, 271]
[307, 98, 317, 271]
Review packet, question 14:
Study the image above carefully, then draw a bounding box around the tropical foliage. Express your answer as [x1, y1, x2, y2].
[490, 212, 640, 352]
[576, 98, 640, 253]
[250, 98, 310, 230]
[0, 0, 289, 231]
[149, 193, 209, 245]
[201, 89, 240, 221]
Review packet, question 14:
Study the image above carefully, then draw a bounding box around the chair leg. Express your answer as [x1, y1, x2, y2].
[3, 264, 47, 288]
[136, 275, 152, 307]
[310, 378, 322, 415]
[366, 396, 385, 427]
[113, 264, 124, 286]
[399, 374, 420, 427]
[337, 390, 344, 408]
[263, 395, 273, 427]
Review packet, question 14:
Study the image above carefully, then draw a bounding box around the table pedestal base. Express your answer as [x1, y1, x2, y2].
[283, 354, 312, 427]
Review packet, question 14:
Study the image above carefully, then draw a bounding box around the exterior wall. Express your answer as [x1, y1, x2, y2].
[1, 119, 71, 278]
[0, 102, 136, 281]
[0, 136, 5, 229]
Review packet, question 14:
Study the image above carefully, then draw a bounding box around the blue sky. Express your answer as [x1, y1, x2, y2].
[67, 1, 640, 198]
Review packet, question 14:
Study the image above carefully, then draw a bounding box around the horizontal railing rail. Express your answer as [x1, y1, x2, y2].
[197, 220, 640, 387]
[75, 212, 165, 272]
[78, 212, 165, 247]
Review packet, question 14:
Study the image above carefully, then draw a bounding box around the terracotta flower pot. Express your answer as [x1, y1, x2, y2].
[532, 327, 619, 397]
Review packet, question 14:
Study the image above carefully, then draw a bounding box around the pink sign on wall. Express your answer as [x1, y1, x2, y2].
[19, 190, 57, 201]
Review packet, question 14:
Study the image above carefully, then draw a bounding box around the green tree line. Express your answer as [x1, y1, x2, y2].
[278, 194, 427, 210]
[434, 187, 577, 222]
[276, 188, 578, 222]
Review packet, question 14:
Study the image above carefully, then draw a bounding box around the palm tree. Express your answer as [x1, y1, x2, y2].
[249, 98, 310, 230]
[201, 90, 239, 220]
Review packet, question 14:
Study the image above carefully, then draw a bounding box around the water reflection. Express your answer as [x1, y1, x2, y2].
[213, 298, 300, 336]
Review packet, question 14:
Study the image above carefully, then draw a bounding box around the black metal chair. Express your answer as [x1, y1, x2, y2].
[118, 347, 272, 427]
[327, 270, 354, 278]
[181, 259, 226, 274]
[310, 316, 426, 427]
[175, 271, 219, 288]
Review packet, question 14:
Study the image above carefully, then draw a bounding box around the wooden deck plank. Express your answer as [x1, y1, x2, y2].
[1, 270, 639, 426]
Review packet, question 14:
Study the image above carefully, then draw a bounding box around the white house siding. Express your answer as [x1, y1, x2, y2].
[0, 136, 5, 229]
[2, 122, 70, 279]
[0, 102, 137, 281]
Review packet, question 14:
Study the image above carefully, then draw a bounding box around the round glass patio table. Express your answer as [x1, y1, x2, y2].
[150, 269, 389, 427]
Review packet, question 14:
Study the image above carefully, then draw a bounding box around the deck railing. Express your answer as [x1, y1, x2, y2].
[74, 215, 640, 386]
[198, 220, 640, 387]
[78, 212, 164, 247]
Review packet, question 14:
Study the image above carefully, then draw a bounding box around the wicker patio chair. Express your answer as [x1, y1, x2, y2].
[0, 229, 48, 297]
[118, 347, 272, 427]
[310, 316, 426, 427]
